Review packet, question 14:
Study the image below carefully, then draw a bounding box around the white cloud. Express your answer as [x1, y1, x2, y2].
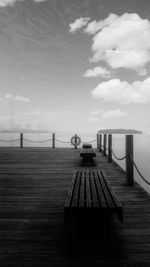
[91, 77, 150, 104]
[4, 94, 30, 102]
[102, 109, 128, 118]
[70, 13, 150, 74]
[69, 17, 90, 33]
[91, 13, 150, 74]
[85, 14, 118, 34]
[88, 116, 99, 122]
[83, 66, 111, 78]
[0, 0, 46, 7]
[23, 110, 67, 116]
[88, 108, 127, 121]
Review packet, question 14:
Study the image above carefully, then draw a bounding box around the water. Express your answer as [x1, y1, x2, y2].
[0, 132, 150, 194]
[111, 134, 150, 194]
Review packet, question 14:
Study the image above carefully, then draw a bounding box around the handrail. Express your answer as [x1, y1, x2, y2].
[130, 155, 150, 186]
[102, 145, 126, 161]
[23, 138, 52, 143]
[55, 138, 71, 144]
[81, 139, 96, 144]
[0, 138, 20, 142]
[111, 148, 126, 161]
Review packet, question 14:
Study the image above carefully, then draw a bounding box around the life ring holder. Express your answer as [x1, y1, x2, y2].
[70, 135, 81, 147]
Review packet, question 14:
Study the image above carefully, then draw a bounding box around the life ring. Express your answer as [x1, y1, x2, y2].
[70, 135, 81, 146]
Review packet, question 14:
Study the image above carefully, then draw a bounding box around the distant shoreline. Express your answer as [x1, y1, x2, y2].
[98, 129, 142, 134]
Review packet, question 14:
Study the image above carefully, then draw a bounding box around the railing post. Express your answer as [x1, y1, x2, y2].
[20, 133, 23, 148]
[108, 134, 112, 163]
[99, 134, 102, 152]
[97, 134, 99, 149]
[74, 134, 77, 149]
[103, 134, 107, 156]
[52, 133, 55, 148]
[126, 135, 134, 186]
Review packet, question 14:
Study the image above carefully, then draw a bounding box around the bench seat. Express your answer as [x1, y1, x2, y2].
[80, 148, 96, 161]
[64, 170, 123, 222]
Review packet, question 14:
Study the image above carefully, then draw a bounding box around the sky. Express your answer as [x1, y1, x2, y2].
[0, 0, 150, 133]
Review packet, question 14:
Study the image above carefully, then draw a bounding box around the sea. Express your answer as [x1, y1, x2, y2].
[0, 132, 150, 194]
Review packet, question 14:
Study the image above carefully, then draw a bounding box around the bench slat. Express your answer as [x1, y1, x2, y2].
[101, 171, 123, 222]
[71, 172, 80, 207]
[97, 171, 115, 209]
[90, 172, 99, 207]
[79, 172, 85, 207]
[64, 172, 77, 207]
[85, 171, 92, 207]
[94, 171, 107, 208]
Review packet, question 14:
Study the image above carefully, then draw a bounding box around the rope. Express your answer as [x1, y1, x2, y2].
[0, 138, 20, 142]
[101, 145, 126, 161]
[130, 155, 150, 186]
[55, 138, 71, 144]
[23, 138, 52, 143]
[81, 139, 96, 144]
[111, 148, 126, 161]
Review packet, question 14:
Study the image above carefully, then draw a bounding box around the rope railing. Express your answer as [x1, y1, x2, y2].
[130, 155, 150, 186]
[23, 138, 52, 143]
[101, 145, 126, 161]
[111, 148, 126, 161]
[0, 138, 20, 142]
[55, 138, 71, 144]
[81, 139, 96, 144]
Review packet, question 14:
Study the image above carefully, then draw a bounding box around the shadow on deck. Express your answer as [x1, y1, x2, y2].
[0, 148, 150, 266]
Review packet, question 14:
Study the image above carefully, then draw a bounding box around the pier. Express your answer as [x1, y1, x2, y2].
[1, 135, 150, 266]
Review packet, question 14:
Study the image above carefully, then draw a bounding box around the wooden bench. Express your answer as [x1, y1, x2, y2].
[80, 148, 96, 162]
[64, 170, 123, 222]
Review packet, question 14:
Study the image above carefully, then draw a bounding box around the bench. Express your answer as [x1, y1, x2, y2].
[64, 170, 123, 222]
[80, 148, 96, 162]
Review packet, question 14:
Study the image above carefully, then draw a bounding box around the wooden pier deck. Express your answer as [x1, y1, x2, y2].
[1, 147, 150, 266]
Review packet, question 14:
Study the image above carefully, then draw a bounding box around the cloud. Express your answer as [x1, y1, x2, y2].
[102, 109, 128, 118]
[91, 77, 150, 104]
[69, 17, 90, 33]
[88, 108, 128, 121]
[83, 66, 111, 78]
[0, 0, 46, 7]
[88, 116, 99, 122]
[4, 94, 30, 102]
[84, 14, 118, 34]
[70, 13, 150, 74]
[23, 110, 67, 116]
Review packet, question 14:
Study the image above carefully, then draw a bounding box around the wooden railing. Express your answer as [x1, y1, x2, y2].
[97, 133, 134, 186]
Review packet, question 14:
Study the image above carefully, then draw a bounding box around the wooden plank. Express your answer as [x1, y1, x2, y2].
[1, 147, 150, 266]
[71, 171, 81, 207]
[64, 171, 77, 207]
[101, 171, 123, 221]
[79, 171, 85, 207]
[94, 170, 107, 208]
[85, 170, 92, 207]
[96, 170, 115, 209]
[89, 171, 99, 207]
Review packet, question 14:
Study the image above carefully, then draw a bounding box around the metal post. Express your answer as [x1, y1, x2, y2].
[52, 133, 55, 148]
[97, 134, 99, 149]
[74, 134, 77, 149]
[108, 134, 112, 163]
[103, 134, 107, 156]
[126, 135, 134, 186]
[99, 134, 102, 152]
[20, 133, 23, 148]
